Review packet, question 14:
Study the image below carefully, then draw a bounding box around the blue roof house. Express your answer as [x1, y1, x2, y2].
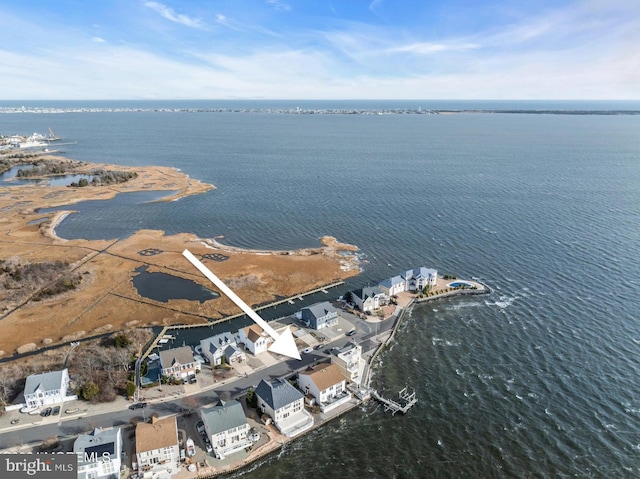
[300, 301, 338, 330]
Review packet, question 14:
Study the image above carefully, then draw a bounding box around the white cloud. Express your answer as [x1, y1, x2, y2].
[143, 1, 204, 29]
[92, 37, 106, 43]
[386, 42, 480, 55]
[267, 0, 291, 11]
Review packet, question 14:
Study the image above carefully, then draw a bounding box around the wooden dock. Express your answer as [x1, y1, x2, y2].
[371, 387, 417, 415]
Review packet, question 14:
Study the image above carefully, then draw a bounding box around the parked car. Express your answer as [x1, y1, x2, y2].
[129, 402, 148, 410]
[196, 421, 205, 434]
[301, 347, 313, 354]
[40, 407, 52, 417]
[346, 329, 357, 336]
[314, 343, 325, 350]
[52, 406, 60, 415]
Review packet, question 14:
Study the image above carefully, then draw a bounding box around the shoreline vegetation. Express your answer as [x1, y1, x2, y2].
[0, 152, 360, 359]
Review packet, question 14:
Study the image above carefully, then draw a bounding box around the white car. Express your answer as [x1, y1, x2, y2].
[301, 347, 313, 354]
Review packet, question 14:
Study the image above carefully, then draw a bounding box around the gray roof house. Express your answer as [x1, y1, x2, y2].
[300, 301, 339, 330]
[403, 267, 438, 291]
[378, 275, 406, 296]
[200, 400, 251, 459]
[254, 378, 313, 437]
[350, 285, 387, 312]
[200, 333, 246, 366]
[23, 368, 72, 408]
[74, 428, 122, 479]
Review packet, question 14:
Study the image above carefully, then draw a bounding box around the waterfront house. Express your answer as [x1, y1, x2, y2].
[331, 342, 365, 385]
[74, 427, 122, 479]
[200, 333, 246, 366]
[200, 400, 251, 459]
[403, 267, 438, 291]
[236, 324, 273, 355]
[350, 286, 387, 312]
[298, 363, 350, 413]
[159, 346, 200, 381]
[135, 416, 180, 479]
[378, 275, 406, 296]
[300, 301, 339, 330]
[23, 368, 74, 408]
[379, 267, 438, 295]
[254, 378, 314, 437]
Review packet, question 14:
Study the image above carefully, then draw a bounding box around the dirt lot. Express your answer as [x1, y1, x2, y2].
[0, 155, 359, 359]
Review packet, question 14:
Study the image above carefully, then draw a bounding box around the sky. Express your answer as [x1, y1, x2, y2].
[0, 0, 638, 100]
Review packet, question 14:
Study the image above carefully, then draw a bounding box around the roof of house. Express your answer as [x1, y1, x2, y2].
[159, 346, 194, 368]
[74, 428, 121, 466]
[202, 333, 235, 355]
[379, 275, 404, 289]
[135, 416, 178, 454]
[200, 400, 248, 435]
[302, 301, 337, 320]
[300, 363, 346, 391]
[351, 286, 384, 301]
[255, 378, 304, 411]
[404, 267, 437, 280]
[331, 341, 361, 357]
[242, 324, 267, 343]
[23, 369, 67, 396]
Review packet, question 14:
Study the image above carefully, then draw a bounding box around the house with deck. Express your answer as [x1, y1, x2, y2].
[23, 368, 74, 409]
[254, 378, 314, 437]
[378, 267, 438, 295]
[135, 416, 180, 479]
[74, 427, 122, 479]
[159, 346, 200, 381]
[300, 301, 339, 330]
[298, 363, 350, 413]
[331, 342, 365, 385]
[200, 333, 246, 366]
[200, 400, 251, 459]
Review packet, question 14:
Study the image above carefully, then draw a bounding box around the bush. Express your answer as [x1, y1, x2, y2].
[126, 381, 137, 398]
[245, 388, 258, 409]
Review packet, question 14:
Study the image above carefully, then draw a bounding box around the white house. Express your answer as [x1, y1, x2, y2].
[350, 286, 387, 313]
[159, 346, 200, 381]
[200, 333, 246, 366]
[379, 267, 438, 295]
[236, 324, 272, 355]
[300, 302, 339, 330]
[135, 416, 180, 479]
[403, 267, 438, 291]
[378, 275, 406, 296]
[74, 428, 122, 479]
[200, 400, 251, 460]
[298, 363, 350, 413]
[331, 342, 365, 385]
[23, 368, 73, 408]
[254, 378, 314, 437]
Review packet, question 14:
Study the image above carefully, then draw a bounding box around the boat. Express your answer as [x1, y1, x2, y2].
[186, 438, 196, 457]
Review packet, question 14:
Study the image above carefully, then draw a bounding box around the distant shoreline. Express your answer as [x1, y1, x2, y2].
[1, 106, 639, 116]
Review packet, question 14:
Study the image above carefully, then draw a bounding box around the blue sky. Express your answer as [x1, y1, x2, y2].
[0, 0, 638, 99]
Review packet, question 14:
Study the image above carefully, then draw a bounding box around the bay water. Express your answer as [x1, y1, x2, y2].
[1, 101, 639, 477]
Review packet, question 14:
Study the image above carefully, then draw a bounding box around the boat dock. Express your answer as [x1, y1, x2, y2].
[371, 387, 417, 415]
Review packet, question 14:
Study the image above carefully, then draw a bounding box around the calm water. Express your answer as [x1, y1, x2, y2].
[2, 101, 640, 478]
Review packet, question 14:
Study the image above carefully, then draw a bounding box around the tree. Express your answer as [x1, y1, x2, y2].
[80, 382, 99, 401]
[114, 334, 131, 348]
[245, 388, 258, 409]
[125, 381, 137, 398]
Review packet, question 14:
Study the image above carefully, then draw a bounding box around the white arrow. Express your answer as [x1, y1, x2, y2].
[182, 249, 301, 360]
